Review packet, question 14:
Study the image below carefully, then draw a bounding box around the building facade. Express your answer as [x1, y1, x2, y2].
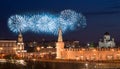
[0, 32, 27, 58]
[0, 40, 17, 55]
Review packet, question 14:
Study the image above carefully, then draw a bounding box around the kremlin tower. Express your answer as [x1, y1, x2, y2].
[17, 32, 24, 52]
[56, 28, 64, 59]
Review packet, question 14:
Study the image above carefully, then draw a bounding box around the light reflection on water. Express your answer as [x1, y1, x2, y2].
[0, 59, 26, 66]
[0, 60, 120, 69]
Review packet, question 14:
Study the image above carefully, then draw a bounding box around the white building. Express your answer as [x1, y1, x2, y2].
[99, 32, 115, 48]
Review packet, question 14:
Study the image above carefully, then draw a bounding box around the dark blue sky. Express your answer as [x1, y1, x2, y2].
[0, 0, 120, 43]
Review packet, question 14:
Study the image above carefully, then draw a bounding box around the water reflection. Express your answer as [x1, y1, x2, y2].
[0, 60, 120, 69]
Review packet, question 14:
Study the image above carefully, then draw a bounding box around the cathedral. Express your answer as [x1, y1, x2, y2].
[99, 32, 115, 48]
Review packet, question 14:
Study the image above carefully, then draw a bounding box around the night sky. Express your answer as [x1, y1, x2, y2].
[0, 0, 120, 43]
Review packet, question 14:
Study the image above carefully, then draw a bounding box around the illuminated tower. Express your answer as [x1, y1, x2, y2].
[56, 28, 64, 59]
[17, 32, 24, 52]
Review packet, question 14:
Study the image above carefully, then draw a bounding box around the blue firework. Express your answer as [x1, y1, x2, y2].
[7, 9, 87, 35]
[59, 9, 87, 31]
[8, 15, 28, 33]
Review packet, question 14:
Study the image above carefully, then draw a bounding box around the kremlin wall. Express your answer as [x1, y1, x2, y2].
[0, 28, 120, 61]
[56, 29, 120, 60]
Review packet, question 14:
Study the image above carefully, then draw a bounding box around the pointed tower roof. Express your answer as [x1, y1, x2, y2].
[58, 27, 63, 42]
[104, 32, 110, 35]
[18, 31, 23, 43]
[18, 32, 22, 37]
[18, 29, 22, 37]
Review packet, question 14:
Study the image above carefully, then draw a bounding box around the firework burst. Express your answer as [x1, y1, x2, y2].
[8, 9, 87, 35]
[8, 15, 28, 33]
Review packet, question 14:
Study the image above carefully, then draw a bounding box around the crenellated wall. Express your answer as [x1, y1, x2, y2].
[61, 48, 120, 60]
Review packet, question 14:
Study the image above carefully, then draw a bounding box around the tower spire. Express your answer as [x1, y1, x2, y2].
[58, 27, 63, 42]
[56, 27, 64, 59]
[18, 31, 23, 43]
[17, 30, 26, 56]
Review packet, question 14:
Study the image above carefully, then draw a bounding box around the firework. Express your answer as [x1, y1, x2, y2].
[8, 9, 87, 35]
[35, 14, 58, 34]
[28, 15, 41, 33]
[8, 15, 28, 33]
[27, 13, 59, 35]
[78, 13, 87, 28]
[59, 9, 87, 31]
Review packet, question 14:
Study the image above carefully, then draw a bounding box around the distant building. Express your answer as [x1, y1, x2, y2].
[65, 41, 80, 48]
[0, 32, 27, 58]
[0, 40, 17, 55]
[99, 32, 115, 48]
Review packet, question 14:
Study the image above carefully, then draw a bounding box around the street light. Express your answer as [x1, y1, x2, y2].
[36, 47, 40, 59]
[36, 47, 40, 52]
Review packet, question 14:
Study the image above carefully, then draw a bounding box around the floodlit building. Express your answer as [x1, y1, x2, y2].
[0, 32, 27, 58]
[0, 40, 17, 55]
[99, 32, 115, 48]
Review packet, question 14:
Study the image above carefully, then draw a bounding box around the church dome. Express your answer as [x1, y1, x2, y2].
[104, 32, 110, 35]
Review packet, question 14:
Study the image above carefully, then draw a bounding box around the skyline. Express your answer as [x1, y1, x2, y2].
[0, 0, 120, 43]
